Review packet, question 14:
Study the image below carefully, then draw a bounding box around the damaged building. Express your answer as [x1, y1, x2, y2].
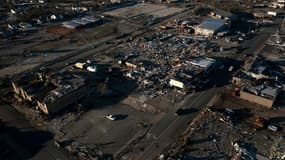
[170, 57, 216, 91]
[12, 70, 89, 115]
[240, 84, 281, 108]
[232, 55, 284, 108]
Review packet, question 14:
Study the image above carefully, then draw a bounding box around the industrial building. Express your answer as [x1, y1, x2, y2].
[240, 84, 281, 108]
[62, 16, 102, 29]
[62, 21, 81, 29]
[195, 18, 227, 37]
[190, 57, 216, 73]
[169, 57, 216, 90]
[11, 70, 89, 115]
[232, 55, 284, 108]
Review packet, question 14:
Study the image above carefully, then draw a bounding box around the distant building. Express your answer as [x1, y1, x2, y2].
[253, 12, 267, 18]
[110, 0, 121, 3]
[62, 21, 81, 29]
[195, 18, 226, 37]
[62, 16, 102, 29]
[209, 9, 237, 21]
[270, 0, 285, 8]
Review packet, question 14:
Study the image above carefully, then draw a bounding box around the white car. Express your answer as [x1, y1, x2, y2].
[87, 65, 97, 72]
[228, 66, 234, 72]
[105, 114, 117, 121]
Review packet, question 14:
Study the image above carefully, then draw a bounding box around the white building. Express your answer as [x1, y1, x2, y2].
[190, 57, 216, 71]
[195, 18, 226, 37]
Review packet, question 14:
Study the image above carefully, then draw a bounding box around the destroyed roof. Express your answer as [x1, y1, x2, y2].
[198, 18, 225, 31]
[261, 86, 280, 98]
[211, 9, 235, 19]
[245, 84, 280, 99]
[43, 76, 85, 104]
[233, 70, 255, 81]
[190, 57, 216, 69]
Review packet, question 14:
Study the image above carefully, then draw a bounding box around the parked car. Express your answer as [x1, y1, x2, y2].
[87, 65, 97, 72]
[105, 114, 127, 121]
[228, 66, 234, 72]
[105, 114, 117, 121]
[267, 124, 280, 132]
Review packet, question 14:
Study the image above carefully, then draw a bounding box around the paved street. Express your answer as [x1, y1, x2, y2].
[135, 88, 218, 160]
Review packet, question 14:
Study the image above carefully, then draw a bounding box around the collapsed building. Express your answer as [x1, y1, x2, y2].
[170, 57, 216, 91]
[12, 70, 89, 115]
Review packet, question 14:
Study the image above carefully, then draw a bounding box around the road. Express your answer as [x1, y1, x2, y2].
[132, 88, 218, 160]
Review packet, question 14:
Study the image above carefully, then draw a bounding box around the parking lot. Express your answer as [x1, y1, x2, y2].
[61, 103, 160, 155]
[104, 3, 184, 19]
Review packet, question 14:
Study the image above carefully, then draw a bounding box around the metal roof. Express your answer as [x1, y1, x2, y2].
[72, 19, 90, 25]
[190, 57, 216, 69]
[82, 16, 100, 23]
[198, 18, 225, 31]
[62, 21, 81, 28]
[261, 86, 280, 98]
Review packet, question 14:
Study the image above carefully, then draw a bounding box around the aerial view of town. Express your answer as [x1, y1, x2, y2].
[1, 0, 285, 160]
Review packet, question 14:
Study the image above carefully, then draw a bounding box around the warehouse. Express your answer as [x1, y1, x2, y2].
[62, 16, 102, 29]
[11, 70, 89, 115]
[195, 18, 226, 37]
[190, 57, 216, 73]
[240, 84, 281, 108]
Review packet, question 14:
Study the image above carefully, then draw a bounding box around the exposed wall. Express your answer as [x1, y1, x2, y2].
[43, 85, 88, 115]
[12, 82, 32, 102]
[195, 28, 215, 37]
[239, 90, 274, 108]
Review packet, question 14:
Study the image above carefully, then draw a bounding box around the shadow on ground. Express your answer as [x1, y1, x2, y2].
[0, 120, 54, 160]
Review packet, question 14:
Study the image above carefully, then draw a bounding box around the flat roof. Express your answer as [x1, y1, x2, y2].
[198, 18, 225, 31]
[62, 21, 81, 28]
[72, 19, 91, 26]
[82, 16, 100, 22]
[261, 86, 280, 98]
[190, 57, 216, 69]
[245, 84, 280, 98]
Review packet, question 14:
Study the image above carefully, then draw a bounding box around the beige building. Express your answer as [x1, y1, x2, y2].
[239, 85, 280, 108]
